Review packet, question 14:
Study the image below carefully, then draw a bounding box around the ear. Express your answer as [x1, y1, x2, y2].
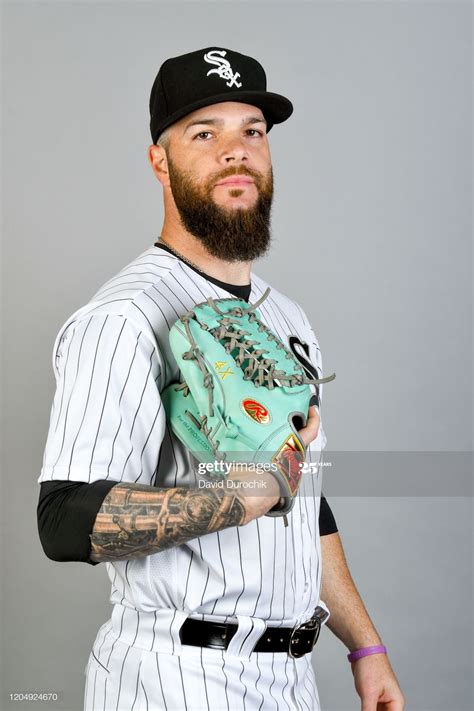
[148, 144, 170, 187]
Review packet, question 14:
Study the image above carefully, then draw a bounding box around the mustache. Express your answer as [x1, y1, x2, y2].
[209, 165, 266, 189]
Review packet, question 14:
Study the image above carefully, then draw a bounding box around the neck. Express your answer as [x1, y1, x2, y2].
[160, 224, 252, 286]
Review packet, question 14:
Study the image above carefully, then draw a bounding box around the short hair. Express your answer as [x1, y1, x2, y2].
[156, 126, 172, 150]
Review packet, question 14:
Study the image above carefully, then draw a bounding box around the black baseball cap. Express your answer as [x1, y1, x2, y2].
[149, 47, 293, 144]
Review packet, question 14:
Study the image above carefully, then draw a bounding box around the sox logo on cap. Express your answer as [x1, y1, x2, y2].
[204, 49, 243, 88]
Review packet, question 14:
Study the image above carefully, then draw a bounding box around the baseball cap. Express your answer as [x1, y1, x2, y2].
[149, 47, 293, 144]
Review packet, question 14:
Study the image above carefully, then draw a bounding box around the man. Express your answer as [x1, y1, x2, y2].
[37, 47, 404, 710]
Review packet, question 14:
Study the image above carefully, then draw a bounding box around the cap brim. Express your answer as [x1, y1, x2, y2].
[152, 91, 293, 142]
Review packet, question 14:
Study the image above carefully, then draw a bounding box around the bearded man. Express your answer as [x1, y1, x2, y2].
[37, 47, 404, 711]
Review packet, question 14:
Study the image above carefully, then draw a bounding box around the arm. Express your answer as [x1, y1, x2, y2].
[89, 410, 320, 563]
[89, 474, 280, 563]
[320, 532, 405, 710]
[320, 532, 382, 649]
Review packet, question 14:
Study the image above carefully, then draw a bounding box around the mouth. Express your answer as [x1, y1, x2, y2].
[215, 177, 255, 187]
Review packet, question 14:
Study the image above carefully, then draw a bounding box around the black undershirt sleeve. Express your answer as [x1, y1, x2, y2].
[318, 496, 338, 536]
[37, 479, 119, 565]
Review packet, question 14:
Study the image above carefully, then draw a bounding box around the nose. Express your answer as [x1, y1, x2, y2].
[220, 135, 249, 163]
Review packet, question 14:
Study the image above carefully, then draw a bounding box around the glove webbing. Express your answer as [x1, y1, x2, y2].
[174, 289, 336, 453]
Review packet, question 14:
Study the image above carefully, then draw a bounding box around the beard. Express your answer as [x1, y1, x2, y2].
[166, 157, 274, 262]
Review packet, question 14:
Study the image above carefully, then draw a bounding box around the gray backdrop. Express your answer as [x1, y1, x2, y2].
[1, 1, 472, 710]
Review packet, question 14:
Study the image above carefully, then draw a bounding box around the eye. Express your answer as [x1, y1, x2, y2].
[246, 129, 264, 137]
[194, 131, 213, 140]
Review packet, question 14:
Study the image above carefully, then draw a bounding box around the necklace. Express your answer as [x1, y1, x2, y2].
[155, 237, 204, 273]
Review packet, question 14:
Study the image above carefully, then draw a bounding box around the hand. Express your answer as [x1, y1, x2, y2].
[351, 653, 405, 710]
[227, 468, 281, 525]
[298, 406, 321, 447]
[226, 406, 321, 524]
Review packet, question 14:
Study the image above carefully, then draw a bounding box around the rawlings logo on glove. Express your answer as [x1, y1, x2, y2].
[161, 288, 335, 518]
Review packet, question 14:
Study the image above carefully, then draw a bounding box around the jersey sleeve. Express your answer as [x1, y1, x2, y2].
[38, 313, 166, 486]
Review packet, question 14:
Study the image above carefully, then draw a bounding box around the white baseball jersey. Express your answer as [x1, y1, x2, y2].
[38, 244, 331, 710]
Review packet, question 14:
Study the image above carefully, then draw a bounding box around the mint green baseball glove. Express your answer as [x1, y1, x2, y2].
[161, 289, 335, 517]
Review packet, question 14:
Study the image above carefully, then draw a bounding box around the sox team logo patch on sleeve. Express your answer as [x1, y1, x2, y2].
[204, 50, 242, 88]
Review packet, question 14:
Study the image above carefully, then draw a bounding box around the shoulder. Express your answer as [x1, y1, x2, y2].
[53, 246, 182, 338]
[50, 247, 184, 368]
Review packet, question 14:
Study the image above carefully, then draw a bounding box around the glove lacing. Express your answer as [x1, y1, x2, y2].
[174, 287, 335, 453]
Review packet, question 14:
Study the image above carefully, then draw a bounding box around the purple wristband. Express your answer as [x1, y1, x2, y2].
[347, 645, 387, 663]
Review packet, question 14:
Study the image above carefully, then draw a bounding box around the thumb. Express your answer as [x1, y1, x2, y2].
[298, 406, 320, 447]
[361, 693, 379, 711]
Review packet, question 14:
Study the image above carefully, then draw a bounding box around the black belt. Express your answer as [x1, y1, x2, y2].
[180, 607, 327, 658]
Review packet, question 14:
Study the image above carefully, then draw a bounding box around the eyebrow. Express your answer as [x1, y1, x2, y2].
[183, 116, 267, 133]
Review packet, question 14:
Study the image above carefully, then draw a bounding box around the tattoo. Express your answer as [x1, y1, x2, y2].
[89, 483, 246, 563]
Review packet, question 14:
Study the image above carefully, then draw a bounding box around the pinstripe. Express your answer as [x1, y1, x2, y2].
[251, 520, 264, 617]
[230, 528, 245, 617]
[91, 651, 110, 674]
[254, 653, 265, 711]
[210, 532, 227, 615]
[238, 658, 248, 710]
[115, 642, 131, 710]
[306, 656, 319, 703]
[220, 651, 230, 711]
[268, 518, 277, 619]
[169, 609, 177, 655]
[295, 659, 312, 711]
[281, 655, 292, 711]
[63, 314, 109, 476]
[177, 656, 189, 711]
[155, 654, 168, 709]
[87, 319, 127, 479]
[140, 679, 149, 711]
[130, 659, 142, 710]
[154, 280, 189, 313]
[133, 398, 162, 483]
[199, 647, 211, 711]
[51, 316, 94, 477]
[281, 524, 288, 624]
[267, 653, 278, 709]
[53, 324, 79, 433]
[95, 281, 157, 301]
[120, 353, 154, 479]
[143, 289, 172, 330]
[106, 331, 142, 479]
[238, 618, 255, 657]
[182, 550, 194, 609]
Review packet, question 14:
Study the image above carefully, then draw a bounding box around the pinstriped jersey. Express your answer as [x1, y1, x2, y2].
[38, 245, 331, 627]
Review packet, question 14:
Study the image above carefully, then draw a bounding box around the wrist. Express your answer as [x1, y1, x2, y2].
[347, 644, 387, 663]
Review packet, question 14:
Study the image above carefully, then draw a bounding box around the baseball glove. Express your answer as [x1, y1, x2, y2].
[161, 288, 335, 517]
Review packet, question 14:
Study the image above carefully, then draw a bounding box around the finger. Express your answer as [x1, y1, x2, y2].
[298, 406, 320, 447]
[361, 695, 378, 711]
[379, 699, 405, 710]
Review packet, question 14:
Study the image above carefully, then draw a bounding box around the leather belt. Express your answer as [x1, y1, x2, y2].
[180, 606, 327, 658]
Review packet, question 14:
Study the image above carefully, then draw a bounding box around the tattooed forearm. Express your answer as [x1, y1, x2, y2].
[89, 483, 246, 563]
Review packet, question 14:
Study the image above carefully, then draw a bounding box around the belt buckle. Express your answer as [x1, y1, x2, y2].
[288, 616, 321, 659]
